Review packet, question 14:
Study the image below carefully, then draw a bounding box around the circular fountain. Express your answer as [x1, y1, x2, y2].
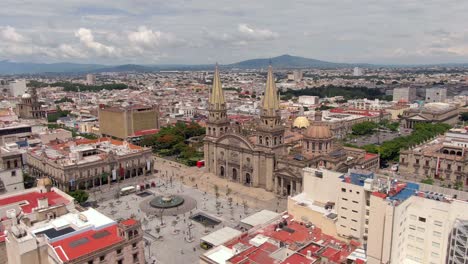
[149, 195, 185, 209]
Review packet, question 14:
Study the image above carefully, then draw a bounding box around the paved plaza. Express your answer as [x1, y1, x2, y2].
[87, 156, 287, 264]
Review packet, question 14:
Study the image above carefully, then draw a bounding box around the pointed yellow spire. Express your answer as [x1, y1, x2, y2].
[209, 63, 225, 109]
[262, 65, 279, 113]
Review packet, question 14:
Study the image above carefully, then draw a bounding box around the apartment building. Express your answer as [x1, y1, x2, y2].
[0, 181, 144, 264]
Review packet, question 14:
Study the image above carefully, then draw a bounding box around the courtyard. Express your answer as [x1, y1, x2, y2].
[86, 156, 287, 264]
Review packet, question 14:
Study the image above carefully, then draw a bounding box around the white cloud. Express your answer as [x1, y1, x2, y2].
[237, 24, 279, 40]
[0, 26, 27, 42]
[127, 26, 180, 49]
[75, 28, 118, 57]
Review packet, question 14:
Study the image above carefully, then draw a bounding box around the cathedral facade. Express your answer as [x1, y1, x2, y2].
[204, 65, 380, 196]
[204, 65, 283, 192]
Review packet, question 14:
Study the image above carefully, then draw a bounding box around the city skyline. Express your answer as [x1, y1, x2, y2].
[1, 0, 468, 65]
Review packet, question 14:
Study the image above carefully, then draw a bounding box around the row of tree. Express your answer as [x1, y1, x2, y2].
[357, 123, 451, 162]
[282, 85, 389, 100]
[28, 80, 128, 92]
[141, 122, 205, 166]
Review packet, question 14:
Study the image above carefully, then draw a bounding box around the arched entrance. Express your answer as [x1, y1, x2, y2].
[245, 173, 251, 185]
[220, 166, 225, 177]
[232, 168, 238, 181]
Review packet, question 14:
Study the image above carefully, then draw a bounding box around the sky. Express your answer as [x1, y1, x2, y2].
[1, 0, 468, 65]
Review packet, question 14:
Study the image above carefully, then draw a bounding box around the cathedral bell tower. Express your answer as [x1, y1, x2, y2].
[206, 64, 229, 138]
[256, 65, 285, 153]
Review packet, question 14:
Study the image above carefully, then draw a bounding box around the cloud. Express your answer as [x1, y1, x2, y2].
[75, 28, 118, 57]
[0, 26, 26, 42]
[127, 26, 181, 49]
[237, 24, 279, 41]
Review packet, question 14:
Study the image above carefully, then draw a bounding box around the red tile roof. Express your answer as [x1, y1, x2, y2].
[281, 253, 315, 264]
[51, 224, 123, 262]
[120, 218, 137, 227]
[0, 190, 70, 214]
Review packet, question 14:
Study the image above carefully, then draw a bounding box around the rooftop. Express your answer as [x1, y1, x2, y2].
[51, 224, 123, 262]
[203, 213, 362, 264]
[0, 189, 71, 215]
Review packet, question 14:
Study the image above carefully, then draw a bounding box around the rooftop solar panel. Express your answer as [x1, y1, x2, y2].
[69, 237, 89, 248]
[92, 230, 111, 239]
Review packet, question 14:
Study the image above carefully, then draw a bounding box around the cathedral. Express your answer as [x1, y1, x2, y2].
[16, 87, 46, 119]
[204, 65, 379, 196]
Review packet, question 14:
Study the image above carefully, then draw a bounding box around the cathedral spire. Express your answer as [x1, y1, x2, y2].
[209, 63, 225, 109]
[262, 65, 279, 114]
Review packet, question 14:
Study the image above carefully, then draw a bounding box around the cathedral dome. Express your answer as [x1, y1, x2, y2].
[22, 93, 31, 99]
[304, 125, 332, 139]
[293, 116, 310, 128]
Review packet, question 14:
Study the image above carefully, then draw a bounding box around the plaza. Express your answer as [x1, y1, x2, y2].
[87, 156, 287, 264]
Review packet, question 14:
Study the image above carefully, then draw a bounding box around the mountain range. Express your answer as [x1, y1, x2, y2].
[0, 54, 466, 75]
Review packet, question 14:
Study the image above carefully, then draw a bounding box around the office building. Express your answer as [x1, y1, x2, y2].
[425, 87, 447, 103]
[8, 79, 27, 97]
[353, 67, 364, 77]
[99, 104, 160, 142]
[86, 74, 96, 85]
[393, 87, 416, 103]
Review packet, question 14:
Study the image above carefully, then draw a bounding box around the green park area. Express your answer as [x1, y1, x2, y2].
[141, 122, 206, 166]
[346, 123, 451, 163]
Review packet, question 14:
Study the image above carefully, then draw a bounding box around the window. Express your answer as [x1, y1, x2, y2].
[417, 227, 425, 232]
[341, 216, 347, 219]
[11, 171, 16, 177]
[447, 164, 451, 170]
[88, 261, 93, 264]
[432, 242, 440, 248]
[410, 214, 417, 220]
[434, 220, 443, 227]
[418, 217, 426, 223]
[341, 188, 346, 192]
[356, 191, 360, 194]
[433, 231, 441, 237]
[352, 219, 357, 222]
[352, 200, 358, 204]
[99, 256, 105, 262]
[352, 210, 358, 213]
[457, 166, 461, 172]
[349, 189, 352, 193]
[133, 242, 137, 248]
[351, 228, 357, 231]
[342, 198, 348, 201]
[416, 159, 419, 165]
[341, 207, 347, 210]
[117, 260, 123, 264]
[425, 160, 429, 166]
[431, 252, 439, 257]
[133, 253, 138, 262]
[116, 249, 122, 255]
[409, 225, 416, 230]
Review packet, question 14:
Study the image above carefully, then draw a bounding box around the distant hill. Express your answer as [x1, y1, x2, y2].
[0, 55, 466, 75]
[227, 54, 358, 69]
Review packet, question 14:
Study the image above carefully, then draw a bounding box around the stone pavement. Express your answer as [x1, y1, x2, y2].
[88, 156, 287, 264]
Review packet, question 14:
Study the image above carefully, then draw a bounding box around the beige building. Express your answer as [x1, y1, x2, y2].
[399, 129, 468, 190]
[99, 104, 160, 141]
[38, 128, 73, 144]
[25, 138, 153, 192]
[393, 87, 416, 103]
[0, 147, 24, 194]
[401, 102, 459, 129]
[0, 181, 144, 264]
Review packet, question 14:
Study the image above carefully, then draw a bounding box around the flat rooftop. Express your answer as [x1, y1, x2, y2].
[0, 189, 70, 215]
[51, 224, 123, 262]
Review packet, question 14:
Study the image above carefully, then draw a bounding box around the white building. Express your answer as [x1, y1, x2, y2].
[8, 80, 27, 97]
[353, 67, 364, 77]
[393, 87, 416, 103]
[86, 74, 96, 85]
[425, 87, 447, 103]
[298, 95, 319, 105]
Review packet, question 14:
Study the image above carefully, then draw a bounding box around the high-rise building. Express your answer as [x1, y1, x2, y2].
[393, 87, 417, 103]
[8, 79, 27, 97]
[86, 74, 96, 85]
[99, 104, 160, 142]
[353, 67, 364, 77]
[425, 87, 447, 103]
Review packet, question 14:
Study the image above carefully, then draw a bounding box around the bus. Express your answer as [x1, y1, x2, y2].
[120, 186, 136, 196]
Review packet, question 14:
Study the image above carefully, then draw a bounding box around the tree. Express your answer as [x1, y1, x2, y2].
[352, 121, 378, 135]
[460, 112, 468, 121]
[68, 190, 89, 204]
